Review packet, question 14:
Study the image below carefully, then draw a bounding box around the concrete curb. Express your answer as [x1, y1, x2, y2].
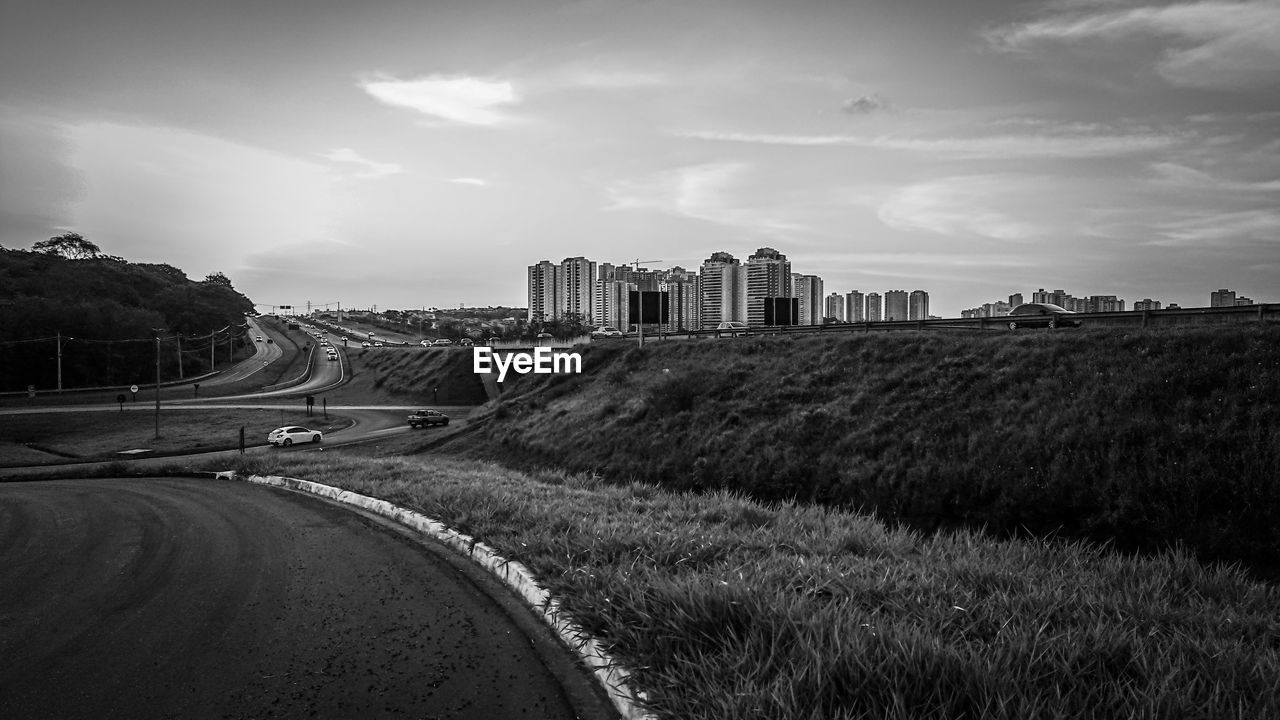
[211, 471, 652, 720]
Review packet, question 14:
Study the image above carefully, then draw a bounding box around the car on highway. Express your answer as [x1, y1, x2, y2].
[267, 426, 323, 447]
[407, 409, 450, 428]
[591, 327, 624, 338]
[1005, 303, 1082, 330]
[716, 321, 751, 337]
[255, 336, 263, 342]
[459, 338, 474, 346]
[433, 339, 454, 346]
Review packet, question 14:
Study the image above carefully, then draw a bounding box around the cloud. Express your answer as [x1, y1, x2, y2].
[449, 177, 488, 186]
[841, 94, 891, 115]
[1149, 208, 1280, 245]
[675, 128, 1179, 158]
[606, 162, 806, 233]
[877, 176, 1045, 241]
[359, 74, 520, 126]
[321, 148, 402, 179]
[987, 1, 1280, 89]
[1149, 161, 1280, 191]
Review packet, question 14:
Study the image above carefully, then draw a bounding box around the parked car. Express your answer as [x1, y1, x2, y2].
[433, 338, 454, 346]
[267, 426, 322, 446]
[591, 327, 624, 338]
[1006, 303, 1081, 330]
[407, 409, 450, 428]
[716, 321, 751, 337]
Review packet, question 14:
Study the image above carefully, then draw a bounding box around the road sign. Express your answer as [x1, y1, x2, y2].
[130, 384, 139, 393]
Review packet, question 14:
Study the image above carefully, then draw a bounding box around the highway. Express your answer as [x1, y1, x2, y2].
[0, 477, 613, 719]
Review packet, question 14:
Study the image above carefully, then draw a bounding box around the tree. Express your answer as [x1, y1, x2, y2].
[203, 271, 233, 286]
[33, 232, 100, 259]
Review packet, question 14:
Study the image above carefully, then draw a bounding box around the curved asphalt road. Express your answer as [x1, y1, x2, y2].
[0, 477, 614, 720]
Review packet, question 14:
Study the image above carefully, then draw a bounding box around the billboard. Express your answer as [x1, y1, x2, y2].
[628, 290, 669, 324]
[762, 297, 798, 326]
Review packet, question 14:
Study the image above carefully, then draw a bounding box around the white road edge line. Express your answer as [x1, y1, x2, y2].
[212, 471, 652, 720]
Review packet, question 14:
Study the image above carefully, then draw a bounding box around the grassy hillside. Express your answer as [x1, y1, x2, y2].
[339, 346, 487, 405]
[448, 324, 1280, 571]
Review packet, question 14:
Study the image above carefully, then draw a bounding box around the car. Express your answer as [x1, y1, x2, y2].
[433, 339, 454, 346]
[591, 327, 624, 338]
[716, 321, 751, 337]
[267, 426, 322, 446]
[407, 409, 450, 428]
[535, 332, 554, 343]
[255, 336, 263, 342]
[459, 338, 474, 347]
[363, 342, 372, 348]
[1005, 303, 1082, 330]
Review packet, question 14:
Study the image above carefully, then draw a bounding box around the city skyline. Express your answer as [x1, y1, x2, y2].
[3, 0, 1278, 314]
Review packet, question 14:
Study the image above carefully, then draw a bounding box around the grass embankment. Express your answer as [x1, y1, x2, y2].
[0, 408, 352, 464]
[332, 346, 487, 405]
[206, 453, 1279, 720]
[452, 325, 1280, 571]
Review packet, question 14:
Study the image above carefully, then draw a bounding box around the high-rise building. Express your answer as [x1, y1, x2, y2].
[866, 292, 882, 321]
[558, 256, 596, 323]
[908, 290, 929, 321]
[1087, 295, 1125, 313]
[788, 274, 823, 325]
[527, 260, 557, 322]
[1009, 293, 1024, 308]
[845, 291, 864, 322]
[824, 292, 845, 322]
[1212, 289, 1237, 307]
[1133, 299, 1162, 311]
[660, 266, 700, 331]
[884, 290, 909, 321]
[746, 247, 792, 326]
[698, 252, 746, 328]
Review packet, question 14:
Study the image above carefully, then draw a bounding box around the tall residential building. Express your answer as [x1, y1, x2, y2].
[908, 290, 930, 321]
[845, 291, 865, 322]
[791, 274, 824, 325]
[866, 292, 882, 321]
[1211, 289, 1237, 307]
[558, 256, 596, 323]
[1133, 299, 1162, 311]
[746, 247, 792, 326]
[1087, 295, 1125, 313]
[884, 290, 909, 321]
[1009, 293, 1024, 308]
[591, 263, 614, 327]
[699, 252, 747, 327]
[824, 292, 845, 322]
[660, 266, 700, 331]
[527, 260, 557, 322]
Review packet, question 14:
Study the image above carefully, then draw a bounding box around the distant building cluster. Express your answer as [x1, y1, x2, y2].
[962, 287, 1261, 318]
[527, 248, 931, 330]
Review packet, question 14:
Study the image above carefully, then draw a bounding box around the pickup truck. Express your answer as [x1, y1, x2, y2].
[407, 409, 450, 428]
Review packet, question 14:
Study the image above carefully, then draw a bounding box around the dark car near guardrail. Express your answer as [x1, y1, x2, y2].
[1005, 303, 1082, 330]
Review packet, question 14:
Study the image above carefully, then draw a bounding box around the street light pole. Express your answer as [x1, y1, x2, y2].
[153, 330, 162, 440]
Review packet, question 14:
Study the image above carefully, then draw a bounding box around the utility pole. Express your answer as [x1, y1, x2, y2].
[210, 329, 216, 369]
[56, 332, 63, 391]
[176, 333, 184, 379]
[154, 330, 162, 440]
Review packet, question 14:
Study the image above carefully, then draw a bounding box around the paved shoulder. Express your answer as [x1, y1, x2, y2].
[0, 477, 608, 719]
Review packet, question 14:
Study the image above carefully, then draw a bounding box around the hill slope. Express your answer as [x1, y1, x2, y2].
[446, 324, 1280, 570]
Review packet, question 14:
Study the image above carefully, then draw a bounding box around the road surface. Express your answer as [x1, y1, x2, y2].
[0, 477, 615, 719]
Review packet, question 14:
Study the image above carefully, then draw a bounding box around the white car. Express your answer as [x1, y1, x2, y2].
[716, 321, 751, 337]
[591, 327, 624, 338]
[267, 426, 323, 447]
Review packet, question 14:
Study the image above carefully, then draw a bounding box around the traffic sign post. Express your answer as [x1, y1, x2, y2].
[130, 384, 139, 402]
[116, 394, 126, 411]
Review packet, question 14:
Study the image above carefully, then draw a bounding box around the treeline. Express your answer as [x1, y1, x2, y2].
[0, 245, 255, 392]
[453, 325, 1280, 572]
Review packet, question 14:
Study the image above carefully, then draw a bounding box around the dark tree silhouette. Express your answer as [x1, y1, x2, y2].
[32, 232, 101, 259]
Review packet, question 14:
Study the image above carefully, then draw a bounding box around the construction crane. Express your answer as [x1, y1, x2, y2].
[632, 258, 663, 270]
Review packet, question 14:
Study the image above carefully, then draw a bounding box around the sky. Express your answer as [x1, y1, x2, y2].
[2, 0, 1277, 316]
